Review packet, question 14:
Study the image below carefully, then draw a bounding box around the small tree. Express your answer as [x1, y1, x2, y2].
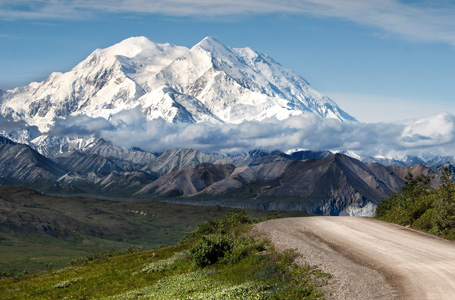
[431, 167, 455, 236]
[400, 173, 432, 225]
[376, 172, 432, 225]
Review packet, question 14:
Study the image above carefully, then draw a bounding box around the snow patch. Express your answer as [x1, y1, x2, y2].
[344, 202, 377, 217]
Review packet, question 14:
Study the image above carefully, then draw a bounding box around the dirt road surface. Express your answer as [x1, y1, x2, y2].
[256, 217, 455, 300]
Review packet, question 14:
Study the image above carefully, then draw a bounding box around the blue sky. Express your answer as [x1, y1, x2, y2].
[1, 0, 454, 123]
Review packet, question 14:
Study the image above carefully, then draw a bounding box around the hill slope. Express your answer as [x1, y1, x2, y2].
[0, 186, 305, 272]
[136, 154, 413, 216]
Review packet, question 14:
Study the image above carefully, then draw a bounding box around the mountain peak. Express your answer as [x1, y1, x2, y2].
[118, 36, 152, 45]
[0, 36, 356, 133]
[104, 36, 159, 58]
[194, 36, 230, 53]
[198, 36, 223, 45]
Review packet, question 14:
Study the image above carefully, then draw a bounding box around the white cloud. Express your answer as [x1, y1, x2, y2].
[401, 113, 455, 147]
[1, 0, 454, 44]
[47, 110, 455, 158]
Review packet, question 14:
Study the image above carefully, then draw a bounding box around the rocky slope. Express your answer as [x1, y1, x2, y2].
[134, 154, 435, 216]
[0, 137, 67, 184]
[0, 136, 444, 216]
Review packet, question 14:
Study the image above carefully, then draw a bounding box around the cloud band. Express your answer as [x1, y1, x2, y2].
[1, 0, 455, 44]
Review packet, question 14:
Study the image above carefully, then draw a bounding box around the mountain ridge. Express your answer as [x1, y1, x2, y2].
[0, 135, 446, 216]
[0, 36, 356, 133]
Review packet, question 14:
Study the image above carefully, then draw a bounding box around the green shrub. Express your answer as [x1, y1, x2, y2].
[431, 182, 455, 235]
[376, 172, 433, 225]
[377, 168, 455, 240]
[413, 208, 434, 230]
[191, 218, 221, 236]
[191, 234, 233, 267]
[185, 210, 252, 240]
[443, 229, 455, 240]
[0, 266, 17, 278]
[224, 209, 251, 226]
[221, 236, 267, 265]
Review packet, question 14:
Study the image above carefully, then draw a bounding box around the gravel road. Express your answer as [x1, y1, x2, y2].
[256, 217, 455, 300]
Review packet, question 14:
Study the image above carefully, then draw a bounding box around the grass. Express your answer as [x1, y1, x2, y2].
[0, 211, 328, 299]
[0, 186, 310, 273]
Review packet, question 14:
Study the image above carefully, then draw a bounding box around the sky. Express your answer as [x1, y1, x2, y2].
[0, 0, 454, 125]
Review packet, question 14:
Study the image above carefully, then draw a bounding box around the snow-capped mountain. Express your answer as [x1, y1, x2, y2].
[0, 36, 355, 132]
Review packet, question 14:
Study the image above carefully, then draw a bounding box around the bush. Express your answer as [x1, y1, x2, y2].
[412, 207, 434, 230]
[185, 210, 252, 240]
[191, 234, 233, 267]
[0, 266, 17, 278]
[376, 168, 455, 240]
[223, 236, 267, 265]
[431, 176, 455, 235]
[376, 172, 433, 226]
[191, 218, 221, 236]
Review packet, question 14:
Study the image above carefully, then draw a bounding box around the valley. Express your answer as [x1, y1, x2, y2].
[0, 186, 306, 273]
